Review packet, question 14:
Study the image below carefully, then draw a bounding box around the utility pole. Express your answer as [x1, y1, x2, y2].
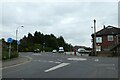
[91, 26, 93, 56]
[16, 29, 18, 53]
[93, 19, 97, 56]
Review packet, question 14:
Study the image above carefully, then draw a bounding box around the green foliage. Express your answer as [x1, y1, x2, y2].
[10, 51, 19, 58]
[2, 39, 19, 60]
[2, 31, 73, 53]
[44, 47, 53, 52]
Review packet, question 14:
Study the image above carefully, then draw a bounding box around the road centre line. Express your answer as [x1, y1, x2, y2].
[44, 63, 70, 73]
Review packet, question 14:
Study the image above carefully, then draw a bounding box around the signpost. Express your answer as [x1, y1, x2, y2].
[17, 40, 20, 45]
[7, 38, 13, 59]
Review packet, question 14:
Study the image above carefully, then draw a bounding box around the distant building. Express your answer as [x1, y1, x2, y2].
[91, 25, 120, 55]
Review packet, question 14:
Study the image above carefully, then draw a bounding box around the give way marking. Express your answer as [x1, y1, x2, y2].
[44, 63, 70, 73]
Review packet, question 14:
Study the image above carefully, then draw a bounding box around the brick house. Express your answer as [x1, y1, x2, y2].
[91, 26, 120, 55]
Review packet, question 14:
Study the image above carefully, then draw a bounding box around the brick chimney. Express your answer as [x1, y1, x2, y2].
[103, 25, 105, 29]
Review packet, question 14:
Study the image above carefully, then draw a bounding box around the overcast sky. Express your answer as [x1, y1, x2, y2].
[1, 0, 119, 47]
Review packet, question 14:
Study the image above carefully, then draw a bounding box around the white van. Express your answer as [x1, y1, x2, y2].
[58, 47, 64, 53]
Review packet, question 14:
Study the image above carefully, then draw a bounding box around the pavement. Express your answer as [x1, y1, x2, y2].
[2, 55, 32, 69]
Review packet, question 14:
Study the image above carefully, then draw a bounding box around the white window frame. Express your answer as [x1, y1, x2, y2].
[107, 35, 113, 41]
[96, 37, 102, 43]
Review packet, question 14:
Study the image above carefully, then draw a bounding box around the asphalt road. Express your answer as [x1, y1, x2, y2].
[2, 52, 118, 78]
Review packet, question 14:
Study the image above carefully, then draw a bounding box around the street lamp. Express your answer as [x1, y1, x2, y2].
[16, 26, 24, 53]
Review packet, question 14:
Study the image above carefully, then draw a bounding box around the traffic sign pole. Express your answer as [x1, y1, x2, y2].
[8, 43, 11, 59]
[17, 40, 20, 54]
[7, 38, 13, 59]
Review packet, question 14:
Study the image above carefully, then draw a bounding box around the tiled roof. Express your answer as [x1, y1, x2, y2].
[92, 26, 120, 36]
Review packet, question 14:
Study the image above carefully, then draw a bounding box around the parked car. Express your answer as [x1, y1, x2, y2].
[52, 49, 57, 53]
[58, 47, 64, 53]
[78, 48, 90, 54]
[34, 49, 40, 53]
[78, 48, 86, 53]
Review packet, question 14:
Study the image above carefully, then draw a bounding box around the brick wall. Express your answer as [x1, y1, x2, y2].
[97, 35, 118, 51]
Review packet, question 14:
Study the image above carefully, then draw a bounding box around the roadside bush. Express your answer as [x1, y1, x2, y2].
[10, 51, 19, 59]
[2, 50, 9, 60]
[2, 39, 19, 60]
[45, 47, 53, 52]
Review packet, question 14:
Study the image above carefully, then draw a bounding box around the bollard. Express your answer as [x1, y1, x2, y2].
[74, 49, 76, 56]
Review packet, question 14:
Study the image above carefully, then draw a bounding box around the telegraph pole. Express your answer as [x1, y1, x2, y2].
[94, 19, 97, 56]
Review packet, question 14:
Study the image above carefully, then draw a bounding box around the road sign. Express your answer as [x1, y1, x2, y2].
[7, 38, 13, 43]
[7, 38, 13, 58]
[17, 40, 20, 45]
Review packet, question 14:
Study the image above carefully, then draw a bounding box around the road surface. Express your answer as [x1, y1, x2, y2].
[2, 52, 118, 78]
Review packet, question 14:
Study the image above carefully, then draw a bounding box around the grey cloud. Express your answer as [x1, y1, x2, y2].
[1, 2, 118, 47]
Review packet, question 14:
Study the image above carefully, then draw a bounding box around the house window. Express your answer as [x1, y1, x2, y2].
[96, 37, 102, 43]
[107, 35, 113, 41]
[96, 46, 101, 51]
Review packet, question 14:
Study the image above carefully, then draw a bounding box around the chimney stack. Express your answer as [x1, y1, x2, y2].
[103, 25, 105, 29]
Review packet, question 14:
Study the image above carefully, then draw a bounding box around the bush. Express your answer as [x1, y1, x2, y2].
[45, 47, 53, 52]
[2, 49, 19, 60]
[10, 51, 19, 58]
[2, 51, 9, 60]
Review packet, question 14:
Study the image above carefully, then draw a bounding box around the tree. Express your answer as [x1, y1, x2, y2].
[57, 36, 65, 47]
[19, 31, 73, 52]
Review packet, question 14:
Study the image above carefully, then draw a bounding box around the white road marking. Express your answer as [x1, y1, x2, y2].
[33, 60, 61, 64]
[55, 62, 61, 64]
[67, 58, 87, 61]
[33, 54, 42, 56]
[57, 59, 63, 61]
[49, 61, 54, 63]
[98, 64, 115, 66]
[44, 63, 70, 73]
[94, 59, 99, 62]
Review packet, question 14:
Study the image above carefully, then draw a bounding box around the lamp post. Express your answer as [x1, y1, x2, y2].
[16, 26, 24, 53]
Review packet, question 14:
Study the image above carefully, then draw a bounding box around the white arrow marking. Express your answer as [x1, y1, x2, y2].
[94, 59, 99, 62]
[44, 63, 70, 73]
